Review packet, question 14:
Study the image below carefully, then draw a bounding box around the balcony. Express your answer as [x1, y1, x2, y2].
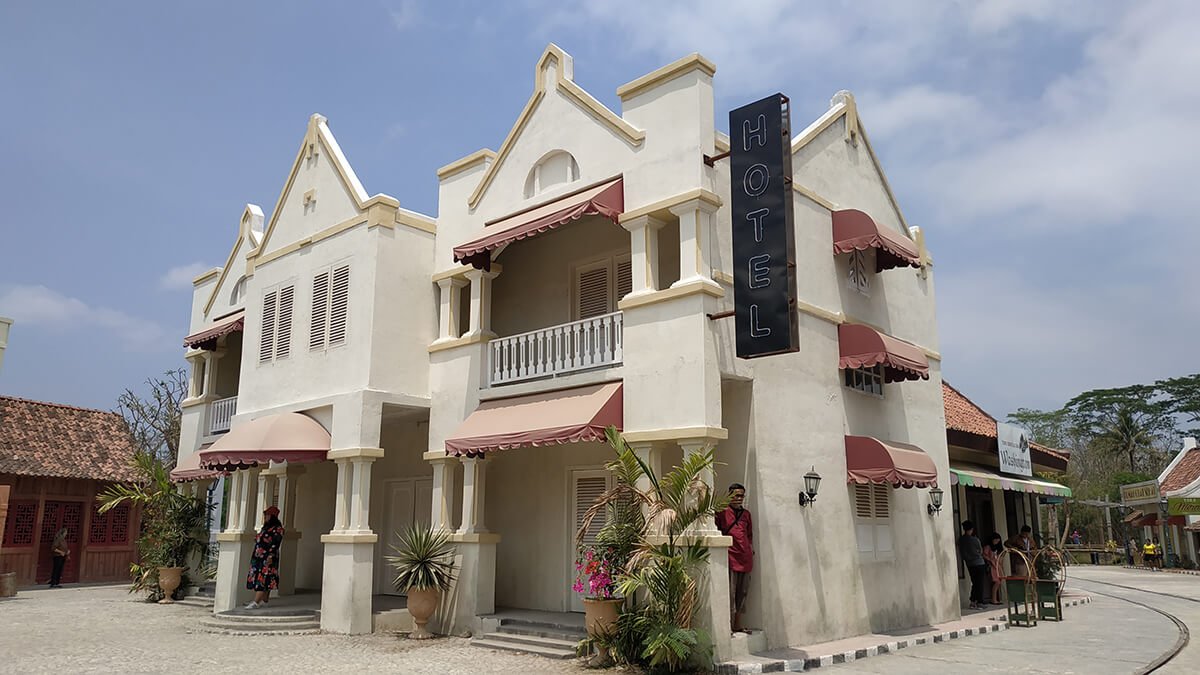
[488, 312, 623, 387]
[209, 395, 238, 435]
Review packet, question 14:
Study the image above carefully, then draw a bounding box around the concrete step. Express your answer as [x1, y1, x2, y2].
[471, 634, 577, 659]
[198, 618, 321, 636]
[497, 618, 587, 641]
[175, 597, 215, 609]
[213, 610, 319, 624]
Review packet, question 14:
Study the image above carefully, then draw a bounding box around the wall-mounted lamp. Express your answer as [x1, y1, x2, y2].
[927, 487, 944, 515]
[798, 467, 822, 506]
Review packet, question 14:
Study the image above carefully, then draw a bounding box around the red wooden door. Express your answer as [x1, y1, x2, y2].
[35, 501, 84, 584]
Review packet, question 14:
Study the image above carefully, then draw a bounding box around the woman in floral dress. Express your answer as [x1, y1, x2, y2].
[244, 505, 285, 609]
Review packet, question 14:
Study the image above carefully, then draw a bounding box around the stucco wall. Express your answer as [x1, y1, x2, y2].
[293, 458, 337, 590]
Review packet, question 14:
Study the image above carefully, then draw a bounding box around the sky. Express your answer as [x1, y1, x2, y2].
[1, 1, 1198, 420]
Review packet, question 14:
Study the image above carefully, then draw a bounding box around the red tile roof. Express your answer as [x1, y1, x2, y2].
[942, 381, 997, 437]
[0, 395, 140, 482]
[1162, 448, 1200, 492]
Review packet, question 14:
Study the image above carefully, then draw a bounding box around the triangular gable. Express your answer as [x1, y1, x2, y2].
[202, 204, 264, 317]
[466, 44, 645, 209]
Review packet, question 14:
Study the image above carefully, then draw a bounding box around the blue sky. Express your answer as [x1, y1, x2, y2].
[1, 1, 1197, 420]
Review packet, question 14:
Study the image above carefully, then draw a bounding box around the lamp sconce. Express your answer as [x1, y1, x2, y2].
[927, 487, 944, 515]
[798, 466, 822, 507]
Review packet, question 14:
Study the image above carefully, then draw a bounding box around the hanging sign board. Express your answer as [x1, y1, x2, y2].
[1120, 480, 1160, 506]
[1168, 497, 1200, 516]
[997, 422, 1033, 477]
[730, 93, 798, 359]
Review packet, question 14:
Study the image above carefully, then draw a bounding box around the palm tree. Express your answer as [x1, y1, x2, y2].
[1092, 406, 1156, 473]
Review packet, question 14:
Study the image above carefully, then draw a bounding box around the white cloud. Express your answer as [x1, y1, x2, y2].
[0, 285, 166, 349]
[388, 0, 420, 31]
[159, 262, 211, 291]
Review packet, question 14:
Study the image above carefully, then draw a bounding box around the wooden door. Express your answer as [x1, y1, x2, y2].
[569, 469, 612, 612]
[36, 501, 84, 584]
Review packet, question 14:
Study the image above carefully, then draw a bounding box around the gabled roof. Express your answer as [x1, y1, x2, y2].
[1161, 441, 1200, 493]
[0, 396, 139, 482]
[942, 381, 997, 437]
[201, 204, 263, 317]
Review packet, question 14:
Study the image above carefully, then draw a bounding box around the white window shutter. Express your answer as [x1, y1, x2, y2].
[615, 256, 633, 306]
[328, 264, 350, 345]
[574, 475, 609, 547]
[875, 524, 894, 554]
[856, 524, 875, 553]
[310, 270, 330, 351]
[853, 484, 873, 518]
[576, 263, 611, 320]
[276, 285, 294, 359]
[259, 290, 277, 363]
[872, 484, 890, 519]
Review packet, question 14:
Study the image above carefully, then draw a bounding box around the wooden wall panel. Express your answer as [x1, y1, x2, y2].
[0, 550, 37, 585]
[82, 548, 136, 582]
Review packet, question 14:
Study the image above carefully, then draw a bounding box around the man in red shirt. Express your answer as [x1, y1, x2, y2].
[715, 482, 753, 633]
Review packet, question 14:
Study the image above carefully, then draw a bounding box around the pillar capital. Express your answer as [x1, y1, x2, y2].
[423, 450, 461, 464]
[436, 276, 469, 291]
[620, 213, 668, 234]
[327, 446, 385, 461]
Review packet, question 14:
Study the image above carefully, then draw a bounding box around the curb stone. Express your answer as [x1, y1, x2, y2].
[716, 596, 1092, 674]
[1123, 565, 1200, 576]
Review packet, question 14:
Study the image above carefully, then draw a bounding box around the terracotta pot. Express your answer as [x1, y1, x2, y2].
[406, 587, 441, 639]
[157, 566, 184, 604]
[583, 597, 623, 663]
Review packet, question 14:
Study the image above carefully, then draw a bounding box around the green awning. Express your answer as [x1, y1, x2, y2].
[950, 466, 1072, 498]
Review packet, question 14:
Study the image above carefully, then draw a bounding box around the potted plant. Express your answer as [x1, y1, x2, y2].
[574, 545, 622, 662]
[387, 525, 457, 639]
[97, 451, 212, 603]
[1033, 547, 1065, 621]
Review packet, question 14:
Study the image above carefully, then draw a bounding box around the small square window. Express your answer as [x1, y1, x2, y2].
[844, 365, 884, 397]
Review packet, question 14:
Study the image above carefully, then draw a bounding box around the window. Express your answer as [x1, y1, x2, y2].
[310, 263, 350, 351]
[2, 501, 37, 547]
[844, 364, 884, 396]
[573, 254, 632, 320]
[88, 502, 131, 545]
[848, 250, 870, 296]
[524, 150, 580, 198]
[259, 284, 294, 363]
[853, 483, 893, 562]
[229, 276, 248, 304]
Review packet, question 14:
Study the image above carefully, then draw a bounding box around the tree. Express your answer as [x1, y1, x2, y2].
[116, 369, 187, 466]
[1064, 385, 1171, 474]
[1158, 374, 1200, 435]
[1008, 407, 1077, 451]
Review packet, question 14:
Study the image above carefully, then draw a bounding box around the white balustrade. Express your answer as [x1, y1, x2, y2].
[489, 312, 623, 386]
[209, 395, 238, 434]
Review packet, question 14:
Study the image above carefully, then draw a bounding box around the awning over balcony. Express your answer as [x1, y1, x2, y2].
[170, 446, 223, 483]
[845, 435, 938, 488]
[445, 381, 622, 456]
[183, 310, 245, 350]
[453, 177, 624, 270]
[198, 412, 330, 471]
[832, 209, 921, 271]
[950, 466, 1072, 498]
[838, 323, 930, 382]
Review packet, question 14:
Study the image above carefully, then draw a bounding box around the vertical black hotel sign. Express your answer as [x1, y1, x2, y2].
[730, 94, 798, 359]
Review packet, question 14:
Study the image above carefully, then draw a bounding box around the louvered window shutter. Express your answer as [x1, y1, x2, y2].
[575, 475, 609, 548]
[259, 290, 277, 363]
[854, 484, 874, 553]
[310, 271, 330, 351]
[615, 257, 632, 305]
[275, 285, 294, 359]
[576, 263, 611, 320]
[328, 264, 350, 345]
[873, 484, 893, 553]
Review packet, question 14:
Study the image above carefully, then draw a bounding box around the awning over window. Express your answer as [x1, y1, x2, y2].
[198, 413, 330, 471]
[838, 324, 930, 382]
[445, 382, 622, 456]
[832, 209, 921, 271]
[170, 447, 223, 483]
[183, 310, 245, 350]
[1122, 509, 1145, 524]
[1132, 513, 1188, 528]
[845, 435, 938, 488]
[950, 466, 1072, 498]
[453, 177, 624, 270]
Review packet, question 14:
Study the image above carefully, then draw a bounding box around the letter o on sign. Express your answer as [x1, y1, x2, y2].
[743, 163, 770, 197]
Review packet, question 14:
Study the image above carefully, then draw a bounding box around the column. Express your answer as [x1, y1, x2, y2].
[202, 349, 224, 398]
[213, 467, 259, 613]
[269, 464, 305, 596]
[320, 446, 384, 634]
[434, 277, 469, 342]
[185, 351, 206, 399]
[464, 269, 499, 338]
[458, 457, 489, 534]
[679, 439, 720, 535]
[628, 441, 661, 519]
[445, 454, 500, 637]
[669, 199, 720, 289]
[349, 458, 374, 533]
[333, 459, 351, 532]
[255, 471, 277, 521]
[621, 215, 666, 296]
[425, 452, 459, 531]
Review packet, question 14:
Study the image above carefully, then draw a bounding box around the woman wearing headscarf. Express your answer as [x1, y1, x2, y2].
[48, 527, 70, 588]
[244, 505, 285, 609]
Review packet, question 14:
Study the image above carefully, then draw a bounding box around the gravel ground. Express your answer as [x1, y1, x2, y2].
[0, 584, 591, 674]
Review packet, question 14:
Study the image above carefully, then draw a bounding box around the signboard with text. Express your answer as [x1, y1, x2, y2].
[730, 93, 798, 359]
[1168, 497, 1200, 516]
[1120, 480, 1160, 505]
[997, 422, 1033, 477]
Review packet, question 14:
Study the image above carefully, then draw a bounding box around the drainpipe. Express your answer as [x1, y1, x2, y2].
[0, 317, 11, 376]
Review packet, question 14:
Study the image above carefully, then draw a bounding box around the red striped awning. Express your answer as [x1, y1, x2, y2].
[845, 435, 938, 488]
[183, 310, 245, 350]
[838, 323, 929, 382]
[445, 382, 622, 456]
[453, 177, 624, 270]
[832, 209, 921, 271]
[170, 446, 223, 483]
[1132, 513, 1188, 528]
[198, 413, 330, 471]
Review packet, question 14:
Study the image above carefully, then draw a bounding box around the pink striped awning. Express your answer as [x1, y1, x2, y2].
[453, 177, 624, 270]
[832, 209, 921, 271]
[845, 435, 938, 488]
[170, 447, 223, 483]
[445, 382, 622, 456]
[198, 413, 330, 471]
[183, 310, 245, 350]
[838, 324, 929, 382]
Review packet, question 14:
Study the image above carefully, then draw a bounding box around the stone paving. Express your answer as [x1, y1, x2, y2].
[0, 585, 588, 674]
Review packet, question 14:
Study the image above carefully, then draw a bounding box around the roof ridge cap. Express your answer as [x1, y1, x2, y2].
[0, 394, 121, 417]
[942, 380, 997, 423]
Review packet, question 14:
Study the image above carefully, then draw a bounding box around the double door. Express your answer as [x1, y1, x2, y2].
[377, 478, 433, 595]
[35, 501, 84, 584]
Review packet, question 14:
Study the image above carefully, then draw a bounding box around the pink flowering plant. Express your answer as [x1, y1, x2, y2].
[573, 545, 619, 599]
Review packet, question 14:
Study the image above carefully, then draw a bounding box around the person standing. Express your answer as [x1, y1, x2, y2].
[716, 483, 753, 633]
[48, 527, 69, 588]
[1008, 525, 1036, 577]
[959, 521, 987, 610]
[244, 505, 285, 609]
[983, 532, 1005, 605]
[1126, 538, 1137, 566]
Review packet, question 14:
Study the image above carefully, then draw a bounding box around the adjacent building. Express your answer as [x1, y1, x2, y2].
[177, 44, 962, 660]
[1121, 437, 1200, 566]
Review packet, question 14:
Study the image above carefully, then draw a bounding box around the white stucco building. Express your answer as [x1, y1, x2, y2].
[175, 45, 961, 661]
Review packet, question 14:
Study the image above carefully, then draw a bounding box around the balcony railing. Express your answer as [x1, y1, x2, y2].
[209, 396, 237, 435]
[488, 312, 623, 386]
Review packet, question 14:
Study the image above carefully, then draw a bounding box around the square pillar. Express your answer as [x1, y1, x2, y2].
[458, 457, 489, 535]
[333, 459, 352, 531]
[424, 452, 459, 531]
[621, 215, 666, 296]
[202, 349, 224, 398]
[264, 464, 305, 596]
[321, 447, 384, 634]
[464, 268, 499, 338]
[679, 439, 720, 535]
[697, 538, 734, 663]
[184, 350, 206, 400]
[213, 467, 259, 613]
[669, 198, 721, 290]
[435, 277, 469, 343]
[441, 532, 501, 637]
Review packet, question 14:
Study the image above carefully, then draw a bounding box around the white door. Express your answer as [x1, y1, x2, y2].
[379, 480, 416, 595]
[569, 468, 613, 612]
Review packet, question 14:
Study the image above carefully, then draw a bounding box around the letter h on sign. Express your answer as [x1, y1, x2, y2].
[730, 94, 798, 358]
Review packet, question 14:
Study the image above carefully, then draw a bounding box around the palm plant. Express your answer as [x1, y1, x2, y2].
[1092, 406, 1156, 473]
[97, 451, 212, 600]
[576, 426, 727, 672]
[386, 525, 457, 593]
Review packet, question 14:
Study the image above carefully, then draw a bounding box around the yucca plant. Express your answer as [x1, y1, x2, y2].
[386, 525, 457, 593]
